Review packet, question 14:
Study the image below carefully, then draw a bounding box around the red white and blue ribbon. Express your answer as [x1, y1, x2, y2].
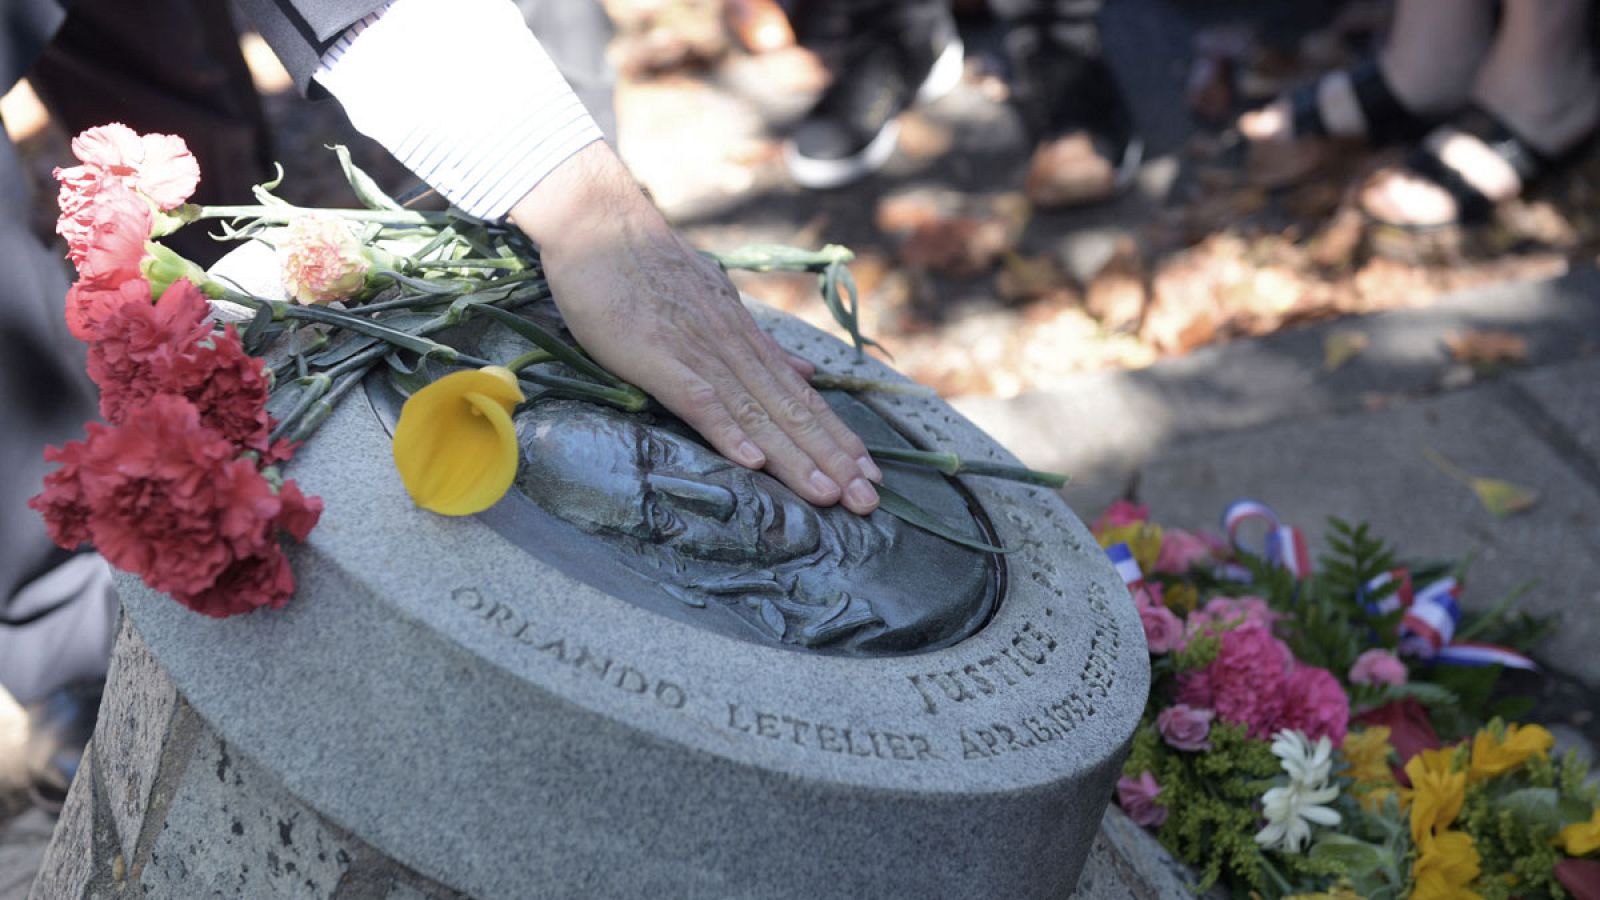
[1364, 570, 1537, 671]
[1106, 542, 1144, 590]
[1221, 500, 1311, 580]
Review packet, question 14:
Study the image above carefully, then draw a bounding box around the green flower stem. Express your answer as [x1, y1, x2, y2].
[409, 258, 525, 271]
[808, 373, 933, 396]
[472, 303, 625, 389]
[706, 244, 854, 272]
[505, 350, 555, 372]
[291, 364, 378, 443]
[193, 204, 456, 227]
[865, 446, 1069, 488]
[269, 374, 331, 442]
[275, 301, 460, 361]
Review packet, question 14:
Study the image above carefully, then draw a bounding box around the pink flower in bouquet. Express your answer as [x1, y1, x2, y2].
[1349, 648, 1408, 687]
[1134, 585, 1185, 655]
[1092, 499, 1149, 536]
[1154, 528, 1213, 574]
[1117, 771, 1168, 828]
[57, 123, 199, 211]
[279, 214, 373, 305]
[1278, 665, 1350, 744]
[1179, 623, 1294, 740]
[71, 180, 152, 287]
[1183, 595, 1281, 648]
[88, 280, 214, 424]
[1157, 704, 1214, 751]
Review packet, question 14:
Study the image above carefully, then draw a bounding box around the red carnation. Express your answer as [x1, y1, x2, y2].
[29, 394, 322, 615]
[65, 277, 153, 343]
[30, 440, 93, 549]
[172, 324, 274, 454]
[88, 279, 213, 424]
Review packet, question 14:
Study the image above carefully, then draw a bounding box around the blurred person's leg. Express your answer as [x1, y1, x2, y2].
[783, 0, 962, 188]
[27, 0, 271, 266]
[1239, 0, 1495, 188]
[1361, 0, 1599, 226]
[990, 0, 1139, 207]
[0, 113, 116, 711]
[513, 0, 619, 146]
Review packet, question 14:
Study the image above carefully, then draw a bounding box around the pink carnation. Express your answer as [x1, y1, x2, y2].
[1348, 649, 1408, 687]
[279, 214, 372, 305]
[1117, 771, 1168, 828]
[1157, 704, 1214, 752]
[1178, 623, 1294, 740]
[88, 279, 214, 424]
[1093, 499, 1149, 536]
[1134, 585, 1184, 655]
[60, 123, 199, 210]
[1154, 528, 1213, 574]
[1278, 665, 1350, 744]
[1185, 595, 1280, 646]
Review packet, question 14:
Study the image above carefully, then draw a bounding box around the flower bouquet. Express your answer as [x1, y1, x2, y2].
[1099, 500, 1599, 898]
[29, 124, 1063, 619]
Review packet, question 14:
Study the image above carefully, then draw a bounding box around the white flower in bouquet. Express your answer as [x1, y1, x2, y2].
[1254, 729, 1341, 854]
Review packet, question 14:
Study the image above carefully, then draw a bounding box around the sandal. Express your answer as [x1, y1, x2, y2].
[1362, 106, 1596, 228]
[1246, 59, 1438, 187]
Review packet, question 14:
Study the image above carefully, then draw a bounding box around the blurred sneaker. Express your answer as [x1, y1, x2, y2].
[1006, 25, 1142, 208]
[784, 8, 964, 189]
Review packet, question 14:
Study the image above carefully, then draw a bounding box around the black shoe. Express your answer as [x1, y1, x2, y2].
[784, 8, 964, 189]
[24, 681, 102, 815]
[1005, 24, 1142, 206]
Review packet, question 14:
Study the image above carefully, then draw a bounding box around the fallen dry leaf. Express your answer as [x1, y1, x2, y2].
[1470, 477, 1541, 518]
[1025, 133, 1117, 209]
[996, 252, 1072, 302]
[1323, 329, 1369, 371]
[1445, 329, 1528, 368]
[897, 217, 1011, 277]
[1085, 238, 1147, 333]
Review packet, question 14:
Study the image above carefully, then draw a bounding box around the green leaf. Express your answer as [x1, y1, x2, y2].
[330, 144, 406, 211]
[1470, 476, 1540, 518]
[874, 482, 1007, 554]
[1502, 787, 1564, 829]
[1375, 681, 1461, 709]
[384, 351, 430, 398]
[1309, 833, 1386, 876]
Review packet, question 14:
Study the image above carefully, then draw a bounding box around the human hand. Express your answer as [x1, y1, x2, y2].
[508, 143, 880, 514]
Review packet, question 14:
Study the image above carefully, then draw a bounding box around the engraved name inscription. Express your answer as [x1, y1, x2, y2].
[726, 703, 943, 762]
[452, 588, 688, 710]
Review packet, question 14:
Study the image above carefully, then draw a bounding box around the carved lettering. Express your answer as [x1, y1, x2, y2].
[907, 620, 1060, 714]
[725, 705, 938, 763]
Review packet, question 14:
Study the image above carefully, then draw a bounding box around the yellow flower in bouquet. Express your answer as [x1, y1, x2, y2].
[393, 366, 524, 516]
[1557, 806, 1600, 857]
[1403, 747, 1466, 845]
[1468, 722, 1553, 782]
[1098, 522, 1163, 575]
[1411, 829, 1482, 900]
[1342, 727, 1396, 811]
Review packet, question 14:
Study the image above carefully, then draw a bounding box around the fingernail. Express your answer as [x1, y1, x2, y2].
[808, 470, 840, 500]
[845, 478, 879, 511]
[857, 455, 882, 482]
[737, 441, 764, 467]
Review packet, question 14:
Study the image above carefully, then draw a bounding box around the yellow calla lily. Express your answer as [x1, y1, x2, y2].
[393, 366, 524, 516]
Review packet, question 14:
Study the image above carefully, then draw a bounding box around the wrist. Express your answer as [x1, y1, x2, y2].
[507, 142, 667, 255]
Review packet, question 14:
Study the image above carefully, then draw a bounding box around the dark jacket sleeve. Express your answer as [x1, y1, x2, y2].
[231, 0, 386, 94]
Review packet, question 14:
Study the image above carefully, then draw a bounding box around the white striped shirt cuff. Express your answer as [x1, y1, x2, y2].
[313, 0, 604, 221]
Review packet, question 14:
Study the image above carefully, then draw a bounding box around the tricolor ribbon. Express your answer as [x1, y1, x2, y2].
[1221, 500, 1311, 580]
[1107, 542, 1144, 590]
[1363, 569, 1537, 671]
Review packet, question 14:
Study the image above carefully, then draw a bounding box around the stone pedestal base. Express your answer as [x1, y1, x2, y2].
[32, 617, 1193, 899]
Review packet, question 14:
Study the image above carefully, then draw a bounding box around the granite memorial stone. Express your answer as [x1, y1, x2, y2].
[31, 243, 1151, 899]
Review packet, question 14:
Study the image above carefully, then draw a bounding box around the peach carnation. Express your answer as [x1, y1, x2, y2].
[279, 214, 373, 305]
